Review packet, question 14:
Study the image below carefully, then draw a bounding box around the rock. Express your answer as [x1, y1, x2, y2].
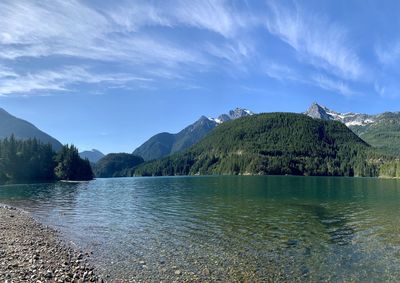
[0, 207, 103, 283]
[175, 270, 182, 276]
[45, 270, 53, 278]
[203, 268, 211, 276]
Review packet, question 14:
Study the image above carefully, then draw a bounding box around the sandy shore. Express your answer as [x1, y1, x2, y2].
[0, 205, 103, 282]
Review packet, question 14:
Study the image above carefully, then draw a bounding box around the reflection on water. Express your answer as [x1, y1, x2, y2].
[1, 176, 400, 281]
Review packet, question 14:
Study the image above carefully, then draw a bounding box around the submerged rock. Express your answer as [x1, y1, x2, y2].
[0, 205, 103, 282]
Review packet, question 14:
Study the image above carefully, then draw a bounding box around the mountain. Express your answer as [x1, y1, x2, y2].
[305, 103, 400, 155]
[79, 149, 105, 163]
[0, 108, 62, 151]
[305, 103, 375, 127]
[94, 153, 144, 178]
[133, 108, 254, 161]
[131, 113, 379, 177]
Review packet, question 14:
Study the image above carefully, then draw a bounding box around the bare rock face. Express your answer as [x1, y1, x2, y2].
[305, 102, 376, 127]
[305, 102, 333, 120]
[218, 108, 254, 122]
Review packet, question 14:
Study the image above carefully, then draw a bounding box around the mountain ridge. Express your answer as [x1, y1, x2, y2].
[305, 102, 400, 155]
[0, 108, 62, 151]
[133, 108, 254, 161]
[131, 113, 379, 177]
[79, 149, 105, 164]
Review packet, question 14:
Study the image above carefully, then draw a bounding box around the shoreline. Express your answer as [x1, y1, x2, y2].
[0, 205, 103, 282]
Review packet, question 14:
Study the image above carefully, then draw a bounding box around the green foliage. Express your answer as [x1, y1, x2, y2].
[94, 153, 144, 178]
[378, 160, 400, 178]
[350, 112, 400, 156]
[0, 137, 93, 184]
[131, 113, 383, 177]
[0, 135, 56, 183]
[133, 117, 217, 161]
[55, 145, 94, 181]
[133, 133, 175, 161]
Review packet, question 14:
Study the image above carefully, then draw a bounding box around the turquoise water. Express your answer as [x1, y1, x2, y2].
[1, 176, 400, 282]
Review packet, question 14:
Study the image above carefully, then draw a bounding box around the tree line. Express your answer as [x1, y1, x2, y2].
[0, 135, 93, 184]
[129, 113, 386, 177]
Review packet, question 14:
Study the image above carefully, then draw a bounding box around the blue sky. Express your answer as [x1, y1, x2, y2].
[1, 0, 400, 153]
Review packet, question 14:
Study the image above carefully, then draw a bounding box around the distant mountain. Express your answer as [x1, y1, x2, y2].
[305, 103, 375, 126]
[305, 103, 400, 155]
[94, 153, 144, 178]
[132, 113, 379, 177]
[0, 108, 62, 151]
[79, 149, 105, 163]
[133, 108, 254, 161]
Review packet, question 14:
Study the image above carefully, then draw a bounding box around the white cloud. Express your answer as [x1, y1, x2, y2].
[262, 61, 360, 96]
[0, 0, 371, 97]
[171, 0, 245, 38]
[0, 1, 208, 70]
[205, 41, 254, 67]
[106, 0, 251, 38]
[374, 82, 386, 96]
[0, 66, 150, 96]
[265, 1, 364, 81]
[263, 62, 304, 82]
[375, 42, 400, 66]
[0, 66, 18, 78]
[0, 0, 261, 95]
[311, 74, 360, 97]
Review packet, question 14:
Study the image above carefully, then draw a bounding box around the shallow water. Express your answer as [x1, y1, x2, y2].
[1, 176, 400, 282]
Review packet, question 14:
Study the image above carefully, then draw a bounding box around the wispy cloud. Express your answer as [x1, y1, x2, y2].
[263, 62, 304, 82]
[374, 82, 386, 97]
[0, 0, 373, 98]
[262, 61, 360, 97]
[205, 40, 254, 71]
[264, 1, 364, 81]
[0, 66, 150, 96]
[0, 0, 254, 95]
[171, 0, 247, 38]
[375, 42, 400, 66]
[311, 74, 360, 97]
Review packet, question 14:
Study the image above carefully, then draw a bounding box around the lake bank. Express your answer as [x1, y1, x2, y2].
[0, 205, 103, 282]
[2, 176, 400, 281]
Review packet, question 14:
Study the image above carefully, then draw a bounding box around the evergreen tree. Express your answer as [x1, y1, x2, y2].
[55, 145, 93, 181]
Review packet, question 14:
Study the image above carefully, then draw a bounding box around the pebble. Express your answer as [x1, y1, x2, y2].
[0, 206, 103, 283]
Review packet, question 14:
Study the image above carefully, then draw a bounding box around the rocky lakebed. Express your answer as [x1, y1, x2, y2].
[0, 205, 103, 282]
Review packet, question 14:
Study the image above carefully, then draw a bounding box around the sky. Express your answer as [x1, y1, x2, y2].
[1, 0, 400, 153]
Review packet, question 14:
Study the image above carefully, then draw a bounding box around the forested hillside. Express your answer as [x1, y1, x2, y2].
[131, 113, 381, 177]
[94, 153, 144, 178]
[0, 108, 62, 151]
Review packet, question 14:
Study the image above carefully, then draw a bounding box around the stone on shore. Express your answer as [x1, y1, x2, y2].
[0, 205, 103, 282]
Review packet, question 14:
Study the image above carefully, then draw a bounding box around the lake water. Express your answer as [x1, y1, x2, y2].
[1, 176, 400, 282]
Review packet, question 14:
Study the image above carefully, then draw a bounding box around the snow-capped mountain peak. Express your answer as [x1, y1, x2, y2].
[207, 108, 254, 124]
[305, 103, 375, 127]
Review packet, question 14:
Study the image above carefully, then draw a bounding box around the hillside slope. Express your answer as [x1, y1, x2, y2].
[94, 153, 144, 178]
[0, 108, 62, 151]
[132, 113, 378, 177]
[305, 103, 400, 155]
[133, 108, 253, 161]
[79, 149, 105, 163]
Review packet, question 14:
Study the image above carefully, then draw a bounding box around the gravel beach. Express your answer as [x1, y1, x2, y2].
[0, 205, 103, 282]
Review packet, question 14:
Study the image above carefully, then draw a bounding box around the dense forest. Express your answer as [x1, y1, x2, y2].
[350, 112, 400, 156]
[55, 144, 94, 181]
[94, 153, 144, 178]
[130, 113, 384, 177]
[0, 135, 93, 184]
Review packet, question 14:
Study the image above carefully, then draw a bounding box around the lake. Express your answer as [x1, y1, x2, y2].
[1, 176, 400, 282]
